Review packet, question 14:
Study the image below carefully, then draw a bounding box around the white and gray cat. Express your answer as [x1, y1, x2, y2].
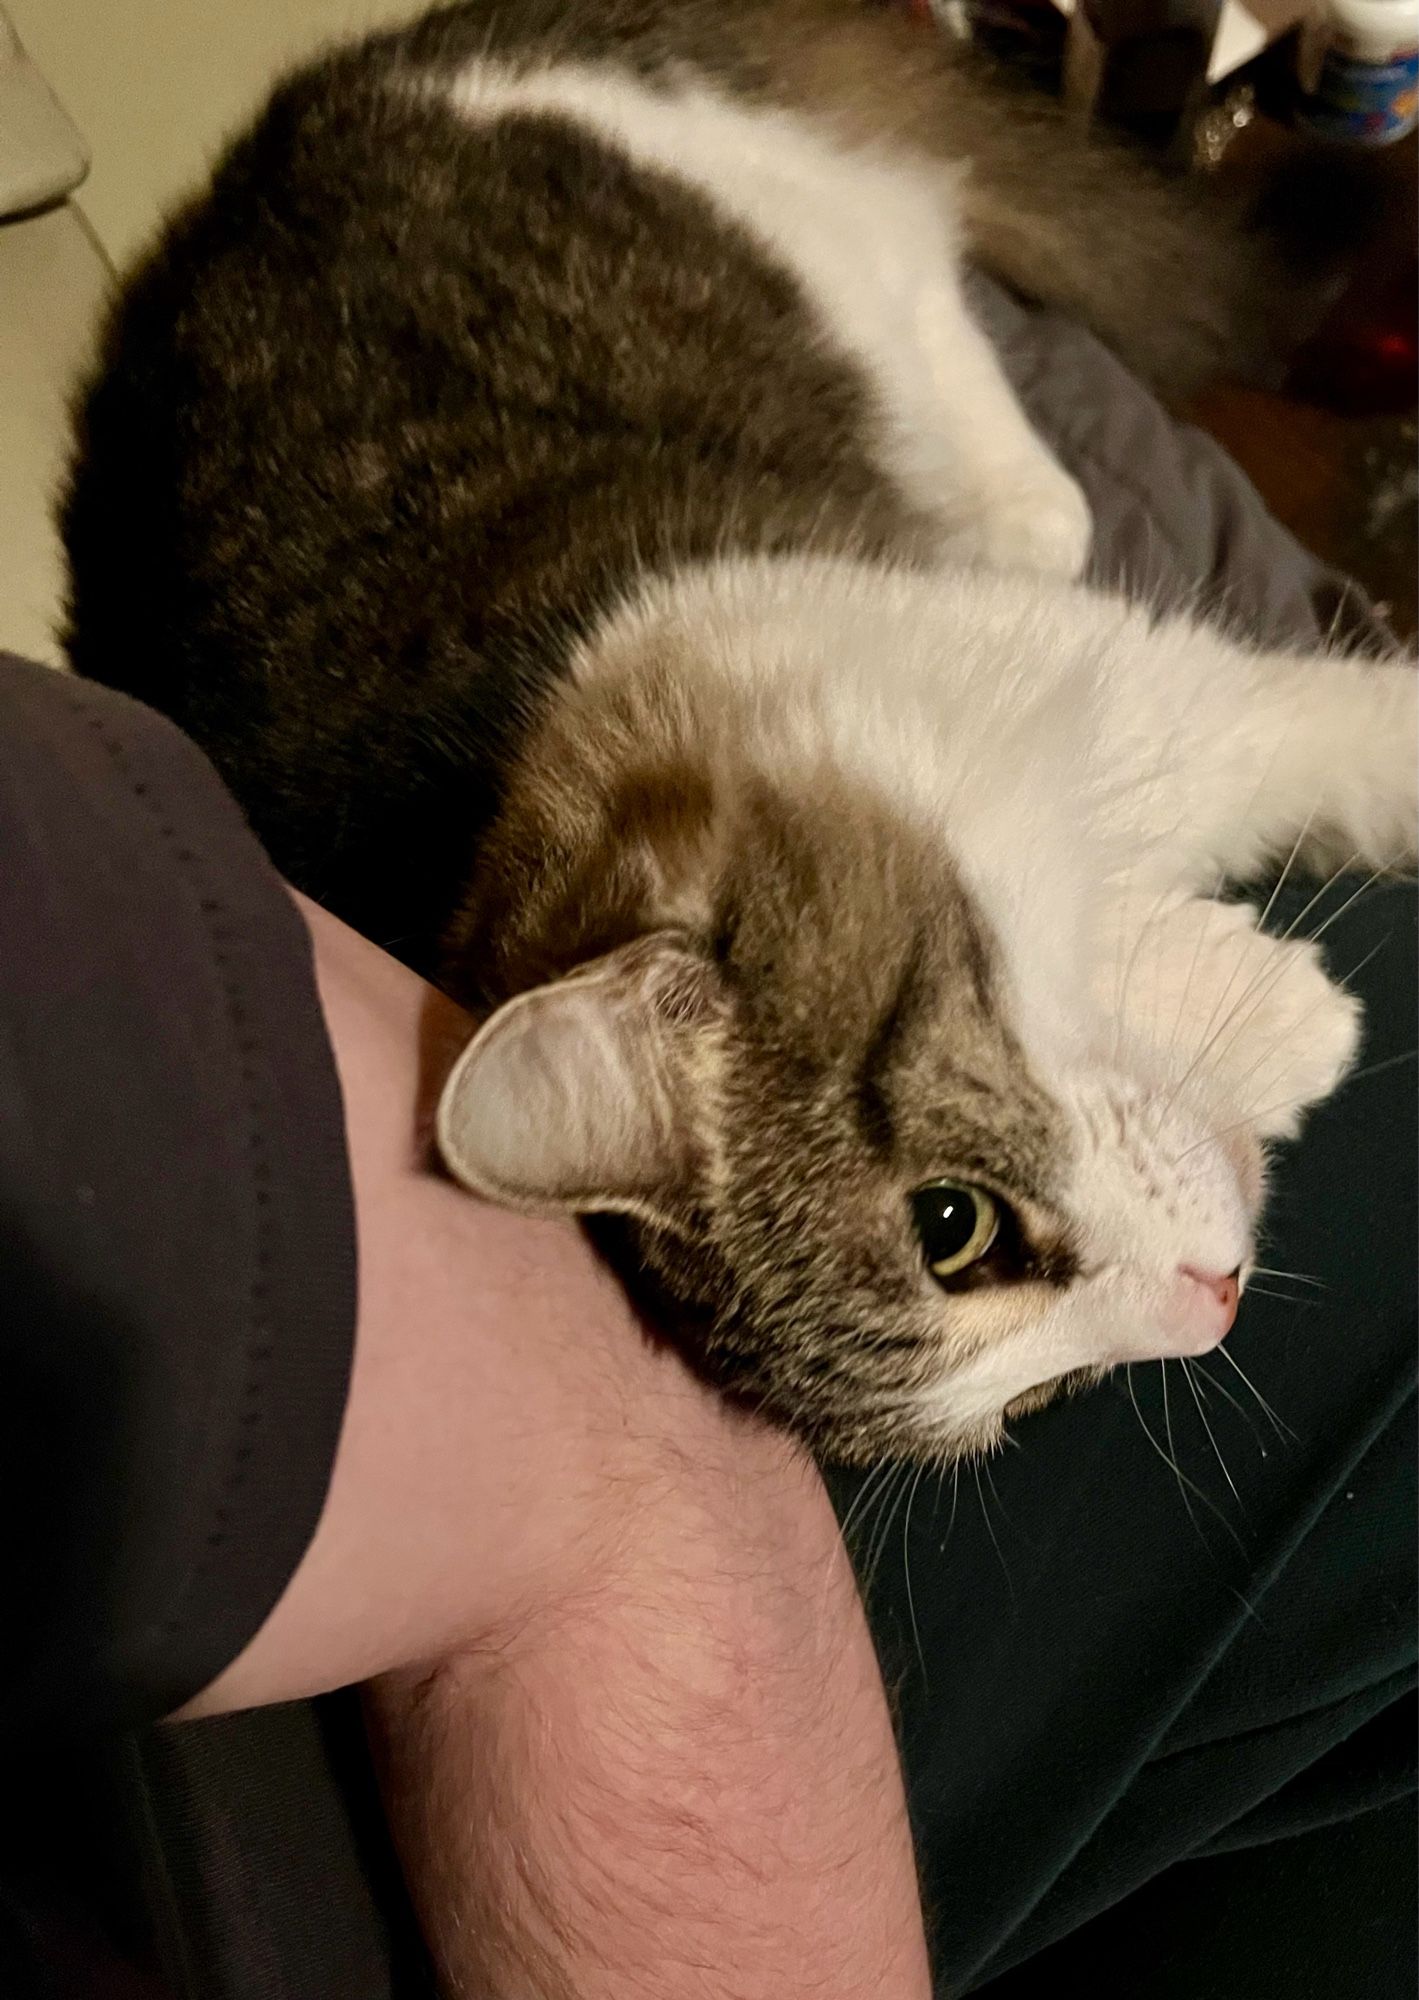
[63, 0, 1416, 1464]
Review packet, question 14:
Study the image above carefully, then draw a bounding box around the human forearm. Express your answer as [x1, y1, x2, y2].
[367, 1425, 931, 2000]
[177, 891, 930, 1988]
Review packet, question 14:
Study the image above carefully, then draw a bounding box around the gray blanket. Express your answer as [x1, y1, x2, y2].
[973, 275, 1393, 657]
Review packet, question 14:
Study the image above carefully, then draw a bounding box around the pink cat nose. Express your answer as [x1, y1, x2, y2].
[1179, 1265, 1240, 1334]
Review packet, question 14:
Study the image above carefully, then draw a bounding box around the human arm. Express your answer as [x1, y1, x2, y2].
[201, 891, 933, 1999]
[0, 656, 929, 1993]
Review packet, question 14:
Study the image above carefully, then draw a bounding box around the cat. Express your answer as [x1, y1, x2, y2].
[62, 0, 1417, 1465]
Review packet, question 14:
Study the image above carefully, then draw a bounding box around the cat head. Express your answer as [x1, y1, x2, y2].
[437, 766, 1357, 1466]
[436, 561, 1361, 1464]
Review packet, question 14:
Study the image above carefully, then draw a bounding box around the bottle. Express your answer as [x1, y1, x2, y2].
[1294, 0, 1419, 145]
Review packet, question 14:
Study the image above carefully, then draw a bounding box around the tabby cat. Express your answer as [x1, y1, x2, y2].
[63, 0, 1417, 1462]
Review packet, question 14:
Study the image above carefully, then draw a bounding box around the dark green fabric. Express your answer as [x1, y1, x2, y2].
[836, 870, 1416, 1994]
[983, 1792, 1417, 2000]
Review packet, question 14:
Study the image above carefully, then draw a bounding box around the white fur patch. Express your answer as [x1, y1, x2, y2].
[584, 553, 1118, 1064]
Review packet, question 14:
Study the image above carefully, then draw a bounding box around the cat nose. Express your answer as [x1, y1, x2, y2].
[1179, 1264, 1240, 1334]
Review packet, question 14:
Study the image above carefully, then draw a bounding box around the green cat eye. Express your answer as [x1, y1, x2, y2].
[911, 1181, 999, 1281]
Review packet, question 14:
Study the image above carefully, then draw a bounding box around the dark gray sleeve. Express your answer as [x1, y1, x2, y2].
[970, 273, 1397, 656]
[0, 656, 357, 1741]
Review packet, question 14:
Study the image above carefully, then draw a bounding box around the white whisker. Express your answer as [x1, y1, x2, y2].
[1204, 928, 1389, 1129]
[1162, 866, 1227, 1075]
[972, 1460, 1016, 1606]
[1192, 1356, 1270, 1455]
[902, 1462, 929, 1689]
[940, 1459, 963, 1555]
[1216, 1346, 1298, 1445]
[1125, 1364, 1247, 1556]
[862, 1462, 912, 1602]
[1256, 803, 1322, 937]
[1181, 1357, 1246, 1516]
[836, 1457, 894, 1552]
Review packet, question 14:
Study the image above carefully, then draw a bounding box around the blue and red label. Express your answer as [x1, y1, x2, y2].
[1298, 44, 1419, 145]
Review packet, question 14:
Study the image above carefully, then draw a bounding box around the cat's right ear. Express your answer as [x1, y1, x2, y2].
[435, 934, 721, 1223]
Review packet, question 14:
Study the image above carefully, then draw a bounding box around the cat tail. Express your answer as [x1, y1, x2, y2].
[934, 53, 1339, 398]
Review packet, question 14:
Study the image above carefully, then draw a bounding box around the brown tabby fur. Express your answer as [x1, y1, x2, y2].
[444, 628, 1080, 1461]
[62, 1, 1290, 1459]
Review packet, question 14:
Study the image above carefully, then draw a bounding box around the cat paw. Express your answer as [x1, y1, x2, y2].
[1240, 936, 1362, 1139]
[1111, 896, 1361, 1140]
[943, 462, 1093, 580]
[1188, 921, 1361, 1141]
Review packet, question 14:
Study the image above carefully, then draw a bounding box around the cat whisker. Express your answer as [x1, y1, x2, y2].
[1283, 861, 1390, 952]
[836, 1457, 896, 1560]
[981, 1450, 1036, 1555]
[1215, 828, 1375, 1016]
[1167, 799, 1322, 1085]
[902, 1461, 930, 1691]
[1145, 708, 1305, 1082]
[1255, 802, 1323, 937]
[940, 1459, 963, 1558]
[1190, 1355, 1269, 1455]
[862, 1461, 913, 1603]
[1248, 1265, 1324, 1289]
[1216, 1346, 1298, 1445]
[1110, 871, 1186, 1059]
[1125, 1364, 1249, 1558]
[1329, 1043, 1416, 1089]
[1159, 865, 1228, 1078]
[1164, 896, 1388, 1148]
[972, 1460, 1016, 1608]
[824, 1459, 894, 1625]
[1181, 1357, 1247, 1517]
[1104, 670, 1222, 1052]
[1159, 1359, 1204, 1546]
[1196, 886, 1370, 1089]
[1153, 920, 1282, 1131]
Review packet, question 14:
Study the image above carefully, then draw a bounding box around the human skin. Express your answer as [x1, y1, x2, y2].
[180, 893, 931, 1998]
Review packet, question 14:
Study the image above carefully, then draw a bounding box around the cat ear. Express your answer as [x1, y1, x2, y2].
[435, 935, 720, 1218]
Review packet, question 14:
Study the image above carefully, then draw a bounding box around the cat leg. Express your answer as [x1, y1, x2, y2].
[1096, 607, 1418, 886]
[1253, 653, 1415, 878]
[909, 280, 1094, 580]
[1184, 651, 1415, 883]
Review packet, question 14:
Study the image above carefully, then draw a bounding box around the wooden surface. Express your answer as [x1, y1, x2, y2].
[1190, 125, 1417, 641]
[1191, 389, 1417, 639]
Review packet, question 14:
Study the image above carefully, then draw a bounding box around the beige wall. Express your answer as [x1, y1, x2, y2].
[1, 1, 426, 657]
[8, 0, 421, 268]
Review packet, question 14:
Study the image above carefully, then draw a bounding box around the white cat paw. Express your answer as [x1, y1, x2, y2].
[1240, 937, 1362, 1139]
[943, 462, 1093, 581]
[1113, 897, 1361, 1141]
[1189, 924, 1362, 1141]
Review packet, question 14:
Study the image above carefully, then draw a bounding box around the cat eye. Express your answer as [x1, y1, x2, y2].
[911, 1181, 1000, 1281]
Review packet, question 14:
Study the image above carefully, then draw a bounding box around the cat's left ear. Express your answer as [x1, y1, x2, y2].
[435, 934, 722, 1221]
